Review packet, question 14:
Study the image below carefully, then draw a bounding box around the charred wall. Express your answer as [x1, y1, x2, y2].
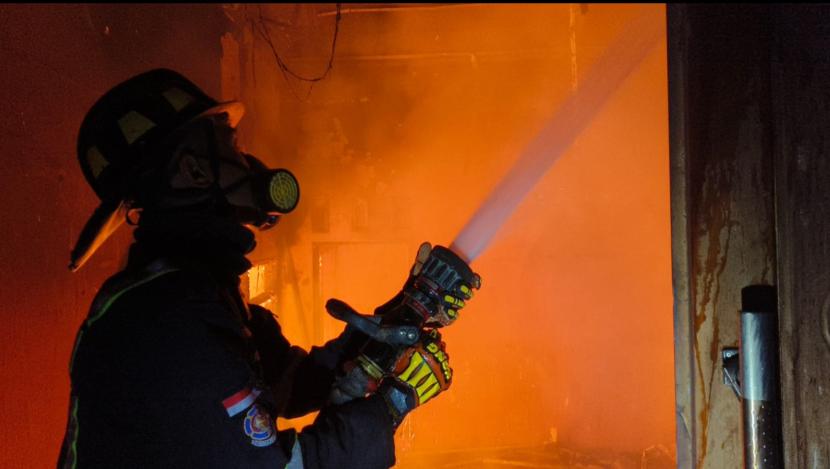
[771, 5, 830, 468]
[670, 4, 830, 468]
[669, 5, 777, 468]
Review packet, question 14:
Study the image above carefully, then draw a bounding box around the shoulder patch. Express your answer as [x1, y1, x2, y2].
[243, 404, 276, 447]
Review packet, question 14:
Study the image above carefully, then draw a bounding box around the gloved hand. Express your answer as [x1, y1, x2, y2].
[327, 242, 479, 407]
[379, 329, 451, 427]
[375, 242, 481, 327]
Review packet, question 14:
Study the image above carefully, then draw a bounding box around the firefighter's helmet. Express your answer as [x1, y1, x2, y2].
[70, 69, 244, 271]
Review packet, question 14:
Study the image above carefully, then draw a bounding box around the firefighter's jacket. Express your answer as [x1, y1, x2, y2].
[58, 257, 396, 468]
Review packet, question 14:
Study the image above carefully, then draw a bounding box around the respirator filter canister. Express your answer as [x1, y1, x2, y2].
[258, 169, 300, 215]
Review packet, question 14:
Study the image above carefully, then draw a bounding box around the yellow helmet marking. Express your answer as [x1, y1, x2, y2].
[86, 146, 109, 179]
[117, 111, 157, 145]
[162, 87, 194, 112]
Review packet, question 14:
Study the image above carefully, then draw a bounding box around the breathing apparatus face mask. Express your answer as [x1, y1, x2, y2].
[226, 153, 300, 230]
[152, 115, 299, 229]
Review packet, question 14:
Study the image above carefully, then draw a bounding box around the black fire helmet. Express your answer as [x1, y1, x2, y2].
[70, 69, 245, 271]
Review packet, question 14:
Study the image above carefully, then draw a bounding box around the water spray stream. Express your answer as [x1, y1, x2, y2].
[450, 8, 663, 262]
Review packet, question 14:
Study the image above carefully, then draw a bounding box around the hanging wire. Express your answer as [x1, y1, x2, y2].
[252, 3, 342, 101]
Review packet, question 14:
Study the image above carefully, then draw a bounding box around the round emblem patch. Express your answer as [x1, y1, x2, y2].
[243, 404, 276, 447]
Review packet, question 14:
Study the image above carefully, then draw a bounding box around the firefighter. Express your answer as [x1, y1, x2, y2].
[58, 69, 478, 468]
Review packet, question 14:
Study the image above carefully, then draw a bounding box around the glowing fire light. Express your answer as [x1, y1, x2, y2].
[450, 8, 663, 262]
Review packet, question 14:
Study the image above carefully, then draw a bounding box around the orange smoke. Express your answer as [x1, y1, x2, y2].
[234, 3, 672, 464]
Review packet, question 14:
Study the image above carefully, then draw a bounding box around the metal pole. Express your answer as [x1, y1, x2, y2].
[740, 285, 783, 469]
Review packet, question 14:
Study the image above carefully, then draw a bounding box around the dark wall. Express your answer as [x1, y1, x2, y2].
[670, 4, 830, 468]
[0, 5, 225, 467]
[668, 5, 777, 468]
[771, 5, 830, 468]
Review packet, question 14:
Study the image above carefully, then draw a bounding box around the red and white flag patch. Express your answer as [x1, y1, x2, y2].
[222, 387, 261, 417]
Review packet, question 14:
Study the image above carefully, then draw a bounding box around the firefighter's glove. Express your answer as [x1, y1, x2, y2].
[379, 330, 452, 428]
[376, 242, 481, 327]
[417, 243, 479, 326]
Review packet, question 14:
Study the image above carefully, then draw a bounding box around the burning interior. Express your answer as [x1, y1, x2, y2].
[232, 3, 672, 467]
[0, 3, 673, 468]
[8, 4, 830, 469]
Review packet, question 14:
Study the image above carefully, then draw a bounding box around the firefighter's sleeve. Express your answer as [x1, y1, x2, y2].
[67, 290, 294, 468]
[247, 304, 365, 418]
[297, 394, 397, 468]
[244, 305, 397, 468]
[142, 301, 295, 468]
[155, 301, 395, 468]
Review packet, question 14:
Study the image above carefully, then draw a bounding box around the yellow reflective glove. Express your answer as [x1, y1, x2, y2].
[393, 329, 452, 405]
[380, 330, 451, 427]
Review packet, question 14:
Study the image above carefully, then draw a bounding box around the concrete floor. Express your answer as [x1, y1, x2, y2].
[395, 443, 675, 469]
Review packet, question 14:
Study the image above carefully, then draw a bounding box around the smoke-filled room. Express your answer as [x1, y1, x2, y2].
[1, 4, 829, 469]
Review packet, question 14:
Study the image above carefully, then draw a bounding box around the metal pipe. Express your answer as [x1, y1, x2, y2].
[740, 285, 784, 469]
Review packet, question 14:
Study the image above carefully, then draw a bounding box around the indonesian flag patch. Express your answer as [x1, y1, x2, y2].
[222, 387, 261, 417]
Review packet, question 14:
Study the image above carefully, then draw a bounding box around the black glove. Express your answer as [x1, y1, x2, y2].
[375, 242, 481, 327]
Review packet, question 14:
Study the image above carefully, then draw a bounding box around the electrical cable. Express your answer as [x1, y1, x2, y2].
[252, 4, 341, 101]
